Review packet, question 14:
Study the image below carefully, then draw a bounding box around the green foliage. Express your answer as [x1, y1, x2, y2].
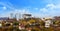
[13, 22, 19, 26]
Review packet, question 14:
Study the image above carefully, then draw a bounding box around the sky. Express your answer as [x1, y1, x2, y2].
[0, 0, 60, 18]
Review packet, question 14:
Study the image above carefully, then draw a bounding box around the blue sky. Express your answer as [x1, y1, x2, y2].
[0, 0, 60, 18]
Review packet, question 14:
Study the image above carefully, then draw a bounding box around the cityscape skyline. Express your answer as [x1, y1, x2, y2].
[0, 0, 60, 18]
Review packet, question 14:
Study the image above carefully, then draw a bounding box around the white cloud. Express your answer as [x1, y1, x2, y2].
[40, 8, 48, 12]
[0, 2, 31, 17]
[39, 3, 60, 17]
[0, 2, 15, 10]
[1, 0, 60, 18]
[46, 4, 56, 9]
[34, 8, 38, 10]
[3, 6, 6, 10]
[40, 4, 56, 13]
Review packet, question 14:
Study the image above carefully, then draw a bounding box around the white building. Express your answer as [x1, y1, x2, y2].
[45, 20, 51, 28]
[23, 14, 31, 19]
